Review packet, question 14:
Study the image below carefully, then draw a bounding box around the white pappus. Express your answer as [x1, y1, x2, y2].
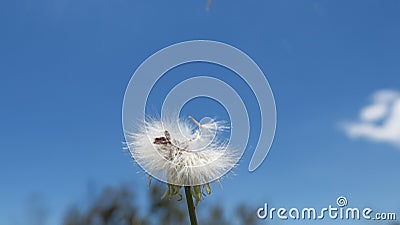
[125, 115, 238, 201]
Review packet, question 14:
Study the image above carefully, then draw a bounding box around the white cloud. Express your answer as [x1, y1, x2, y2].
[342, 90, 400, 147]
[360, 103, 387, 122]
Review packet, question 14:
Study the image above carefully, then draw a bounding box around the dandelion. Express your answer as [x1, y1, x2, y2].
[125, 115, 238, 225]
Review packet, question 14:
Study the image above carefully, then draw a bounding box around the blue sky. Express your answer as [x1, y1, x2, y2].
[1, 0, 400, 224]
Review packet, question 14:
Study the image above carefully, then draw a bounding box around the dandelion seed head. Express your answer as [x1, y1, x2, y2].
[125, 116, 238, 186]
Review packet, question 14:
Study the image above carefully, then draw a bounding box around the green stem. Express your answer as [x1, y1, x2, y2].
[184, 186, 198, 225]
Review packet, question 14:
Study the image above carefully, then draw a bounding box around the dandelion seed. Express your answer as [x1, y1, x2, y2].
[126, 115, 237, 186]
[125, 115, 238, 225]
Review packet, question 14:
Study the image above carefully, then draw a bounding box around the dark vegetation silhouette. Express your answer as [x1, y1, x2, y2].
[62, 183, 398, 225]
[62, 183, 259, 225]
